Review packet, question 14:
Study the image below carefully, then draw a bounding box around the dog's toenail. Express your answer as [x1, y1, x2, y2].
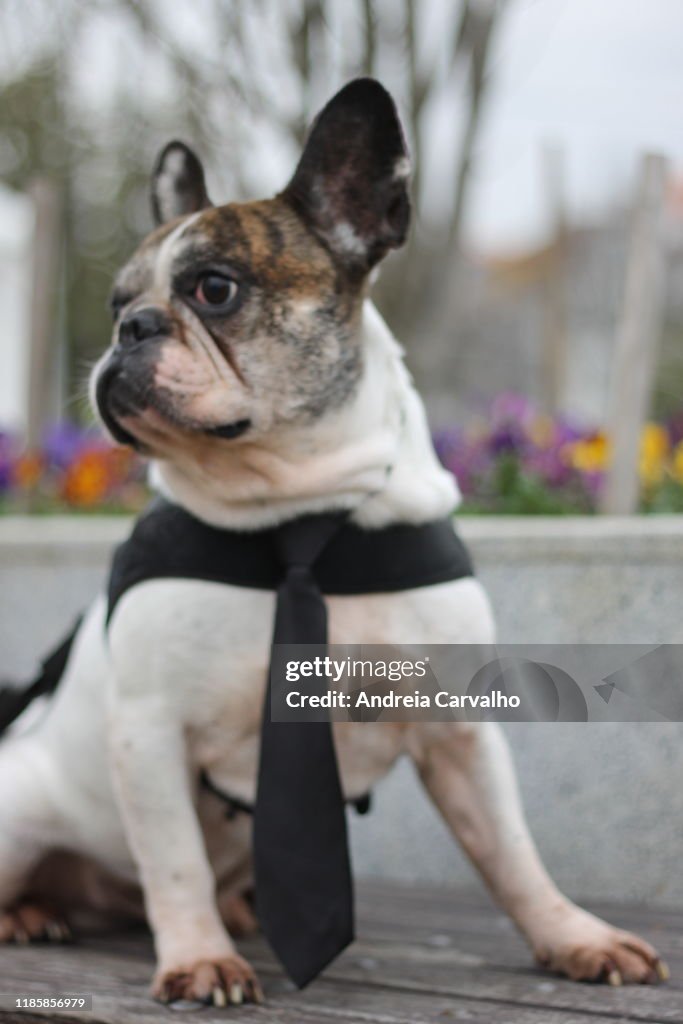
[212, 986, 227, 1007]
[607, 969, 622, 986]
[656, 960, 670, 981]
[229, 982, 243, 1004]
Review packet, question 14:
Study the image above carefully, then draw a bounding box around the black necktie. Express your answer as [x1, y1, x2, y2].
[253, 511, 353, 988]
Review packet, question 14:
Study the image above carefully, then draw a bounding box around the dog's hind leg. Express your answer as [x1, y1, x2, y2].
[0, 740, 72, 942]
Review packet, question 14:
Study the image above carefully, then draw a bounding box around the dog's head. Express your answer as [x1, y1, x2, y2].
[92, 79, 410, 455]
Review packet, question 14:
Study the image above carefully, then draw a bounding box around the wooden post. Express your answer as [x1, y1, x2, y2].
[599, 153, 668, 515]
[26, 177, 63, 451]
[539, 143, 568, 416]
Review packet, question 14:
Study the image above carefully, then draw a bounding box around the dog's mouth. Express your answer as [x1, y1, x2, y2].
[203, 419, 251, 440]
[96, 359, 253, 449]
[95, 361, 142, 448]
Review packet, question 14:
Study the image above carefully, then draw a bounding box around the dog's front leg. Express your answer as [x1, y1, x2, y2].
[108, 699, 262, 1006]
[409, 720, 666, 985]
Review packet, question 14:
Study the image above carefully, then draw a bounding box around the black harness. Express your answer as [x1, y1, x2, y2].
[0, 498, 473, 762]
[106, 498, 473, 620]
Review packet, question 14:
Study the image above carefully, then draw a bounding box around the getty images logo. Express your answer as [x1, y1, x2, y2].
[465, 658, 589, 722]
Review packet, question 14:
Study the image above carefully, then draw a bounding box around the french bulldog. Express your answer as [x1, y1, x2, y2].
[0, 79, 666, 1006]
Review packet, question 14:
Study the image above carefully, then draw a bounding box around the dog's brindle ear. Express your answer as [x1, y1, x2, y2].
[283, 78, 411, 274]
[151, 141, 212, 226]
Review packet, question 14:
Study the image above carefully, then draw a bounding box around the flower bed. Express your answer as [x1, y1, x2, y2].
[0, 424, 148, 514]
[1, 396, 683, 514]
[435, 394, 683, 514]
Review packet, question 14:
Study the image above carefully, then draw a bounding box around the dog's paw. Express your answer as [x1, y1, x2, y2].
[534, 905, 668, 985]
[0, 903, 72, 944]
[153, 954, 264, 1007]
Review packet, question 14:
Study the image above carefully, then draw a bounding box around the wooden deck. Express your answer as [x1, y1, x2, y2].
[1, 882, 682, 1023]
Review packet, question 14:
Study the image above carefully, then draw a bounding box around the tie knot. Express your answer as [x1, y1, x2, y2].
[284, 563, 314, 585]
[274, 510, 348, 571]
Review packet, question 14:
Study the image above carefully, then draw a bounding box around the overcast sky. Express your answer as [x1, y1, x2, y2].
[3, 0, 681, 258]
[455, 0, 683, 254]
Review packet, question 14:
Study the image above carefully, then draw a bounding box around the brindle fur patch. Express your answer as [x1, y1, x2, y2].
[109, 196, 365, 428]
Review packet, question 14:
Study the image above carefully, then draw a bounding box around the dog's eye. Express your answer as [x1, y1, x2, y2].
[194, 274, 238, 307]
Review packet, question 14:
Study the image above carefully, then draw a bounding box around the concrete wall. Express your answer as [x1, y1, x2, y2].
[1, 515, 682, 905]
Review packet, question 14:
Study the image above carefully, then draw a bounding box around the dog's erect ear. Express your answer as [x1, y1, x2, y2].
[151, 141, 212, 226]
[283, 78, 411, 273]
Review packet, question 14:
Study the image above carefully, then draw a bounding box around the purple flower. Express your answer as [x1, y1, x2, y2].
[0, 457, 12, 492]
[432, 426, 464, 466]
[582, 470, 605, 499]
[434, 427, 494, 496]
[552, 417, 586, 446]
[0, 432, 18, 493]
[667, 412, 683, 447]
[488, 424, 526, 455]
[525, 449, 572, 487]
[490, 392, 534, 427]
[42, 422, 104, 469]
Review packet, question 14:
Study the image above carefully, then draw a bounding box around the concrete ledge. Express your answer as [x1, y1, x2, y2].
[1, 514, 682, 905]
[0, 516, 129, 563]
[461, 513, 683, 563]
[2, 512, 682, 558]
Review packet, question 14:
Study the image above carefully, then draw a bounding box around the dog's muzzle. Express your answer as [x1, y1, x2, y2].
[95, 305, 252, 447]
[95, 355, 143, 447]
[118, 306, 170, 347]
[95, 307, 171, 447]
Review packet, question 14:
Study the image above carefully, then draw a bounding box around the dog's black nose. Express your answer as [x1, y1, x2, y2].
[119, 307, 169, 346]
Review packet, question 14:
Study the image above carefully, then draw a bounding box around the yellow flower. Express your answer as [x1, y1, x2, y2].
[565, 432, 611, 473]
[639, 423, 670, 487]
[528, 415, 555, 448]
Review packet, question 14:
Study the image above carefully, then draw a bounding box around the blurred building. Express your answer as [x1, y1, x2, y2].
[411, 189, 683, 427]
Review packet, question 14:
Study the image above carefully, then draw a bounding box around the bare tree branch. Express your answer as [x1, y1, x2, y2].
[448, 3, 499, 253]
[404, 0, 428, 199]
[291, 0, 326, 142]
[361, 0, 376, 77]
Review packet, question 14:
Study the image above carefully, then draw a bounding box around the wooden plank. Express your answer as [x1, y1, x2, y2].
[357, 881, 683, 937]
[0, 939, 656, 1024]
[301, 939, 682, 1022]
[354, 889, 680, 973]
[277, 976, 645, 1024]
[1, 886, 682, 1023]
[600, 153, 668, 515]
[4, 928, 679, 1024]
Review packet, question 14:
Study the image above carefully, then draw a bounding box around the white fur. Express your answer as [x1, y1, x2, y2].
[0, 306, 658, 993]
[393, 156, 411, 180]
[154, 212, 202, 297]
[155, 151, 193, 224]
[328, 220, 368, 258]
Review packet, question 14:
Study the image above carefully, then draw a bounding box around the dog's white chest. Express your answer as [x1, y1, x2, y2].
[108, 575, 491, 807]
[170, 586, 411, 804]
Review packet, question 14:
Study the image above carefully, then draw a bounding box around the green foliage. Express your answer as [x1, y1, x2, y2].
[640, 477, 683, 514]
[459, 454, 593, 515]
